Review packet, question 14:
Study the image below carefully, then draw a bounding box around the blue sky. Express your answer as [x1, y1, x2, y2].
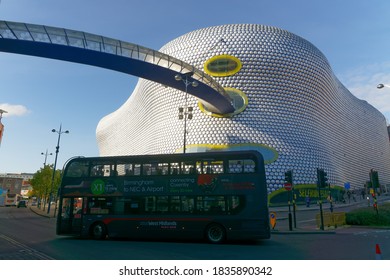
[1, 0, 390, 173]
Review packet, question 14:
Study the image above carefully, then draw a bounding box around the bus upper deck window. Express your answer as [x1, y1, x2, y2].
[228, 160, 243, 173]
[157, 163, 169, 175]
[243, 160, 256, 173]
[182, 162, 196, 174]
[66, 161, 89, 177]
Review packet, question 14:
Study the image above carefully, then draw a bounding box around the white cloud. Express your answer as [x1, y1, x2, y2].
[339, 61, 390, 121]
[0, 103, 30, 117]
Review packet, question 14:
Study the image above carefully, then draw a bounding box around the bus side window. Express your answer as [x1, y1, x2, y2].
[211, 161, 224, 174]
[227, 196, 243, 214]
[116, 163, 128, 176]
[156, 196, 169, 213]
[169, 196, 181, 212]
[180, 196, 194, 213]
[157, 163, 169, 175]
[134, 164, 141, 176]
[91, 164, 104, 176]
[142, 164, 152, 176]
[65, 161, 89, 177]
[182, 162, 196, 174]
[170, 163, 180, 175]
[243, 159, 256, 173]
[228, 160, 243, 173]
[123, 163, 135, 176]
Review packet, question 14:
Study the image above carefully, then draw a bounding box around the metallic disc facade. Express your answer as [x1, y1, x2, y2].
[96, 24, 390, 193]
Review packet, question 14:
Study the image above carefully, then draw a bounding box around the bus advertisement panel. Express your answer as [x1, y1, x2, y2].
[56, 151, 270, 243]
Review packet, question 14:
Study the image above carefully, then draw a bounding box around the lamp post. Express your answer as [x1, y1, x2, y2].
[0, 109, 7, 119]
[41, 149, 53, 166]
[377, 83, 390, 89]
[175, 72, 198, 154]
[0, 109, 7, 147]
[47, 124, 69, 215]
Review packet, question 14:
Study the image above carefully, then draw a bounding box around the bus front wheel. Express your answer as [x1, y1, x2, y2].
[205, 223, 226, 244]
[91, 222, 107, 240]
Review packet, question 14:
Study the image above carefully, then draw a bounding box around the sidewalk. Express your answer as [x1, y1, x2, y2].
[29, 204, 57, 218]
[269, 194, 390, 234]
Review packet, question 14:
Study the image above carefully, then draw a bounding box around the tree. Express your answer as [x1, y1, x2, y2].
[29, 165, 61, 206]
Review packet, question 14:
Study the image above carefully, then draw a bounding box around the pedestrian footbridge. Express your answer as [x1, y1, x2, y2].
[0, 20, 234, 115]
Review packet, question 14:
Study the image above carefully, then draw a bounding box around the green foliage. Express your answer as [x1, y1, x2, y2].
[346, 202, 390, 226]
[29, 165, 61, 200]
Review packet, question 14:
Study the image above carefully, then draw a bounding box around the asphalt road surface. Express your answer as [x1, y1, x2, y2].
[0, 205, 389, 260]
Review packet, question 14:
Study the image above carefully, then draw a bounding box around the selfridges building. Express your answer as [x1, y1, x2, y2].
[96, 24, 390, 193]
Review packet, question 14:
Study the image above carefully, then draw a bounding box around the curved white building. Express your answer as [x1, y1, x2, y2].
[96, 24, 390, 192]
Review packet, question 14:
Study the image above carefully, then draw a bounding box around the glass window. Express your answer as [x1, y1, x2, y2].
[197, 196, 226, 213]
[125, 197, 141, 214]
[228, 160, 243, 173]
[181, 161, 196, 174]
[157, 163, 169, 175]
[144, 196, 156, 212]
[202, 161, 224, 174]
[134, 164, 141, 176]
[117, 163, 134, 176]
[227, 196, 243, 214]
[156, 196, 169, 212]
[196, 161, 202, 174]
[204, 54, 242, 77]
[243, 159, 256, 173]
[180, 196, 194, 213]
[169, 196, 181, 212]
[142, 163, 152, 176]
[88, 197, 113, 214]
[211, 161, 224, 174]
[65, 161, 89, 177]
[90, 163, 114, 177]
[170, 162, 180, 175]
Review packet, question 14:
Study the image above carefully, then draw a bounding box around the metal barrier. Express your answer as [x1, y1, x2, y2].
[316, 212, 346, 228]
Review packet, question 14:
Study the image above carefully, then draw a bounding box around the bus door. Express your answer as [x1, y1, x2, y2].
[58, 197, 84, 234]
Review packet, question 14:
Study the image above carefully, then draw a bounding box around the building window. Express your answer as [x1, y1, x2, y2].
[204, 54, 242, 77]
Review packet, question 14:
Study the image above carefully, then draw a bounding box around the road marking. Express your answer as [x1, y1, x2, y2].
[0, 234, 55, 260]
[353, 229, 390, 236]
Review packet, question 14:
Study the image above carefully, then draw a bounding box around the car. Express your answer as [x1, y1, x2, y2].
[17, 200, 27, 208]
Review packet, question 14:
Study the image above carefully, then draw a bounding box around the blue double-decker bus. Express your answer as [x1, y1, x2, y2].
[56, 151, 270, 243]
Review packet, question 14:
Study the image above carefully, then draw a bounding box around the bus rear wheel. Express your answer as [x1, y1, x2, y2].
[91, 222, 107, 240]
[205, 223, 226, 244]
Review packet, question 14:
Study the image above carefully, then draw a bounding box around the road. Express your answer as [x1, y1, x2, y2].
[0, 205, 389, 260]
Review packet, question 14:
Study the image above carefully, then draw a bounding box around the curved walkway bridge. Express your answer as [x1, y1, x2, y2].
[0, 20, 234, 115]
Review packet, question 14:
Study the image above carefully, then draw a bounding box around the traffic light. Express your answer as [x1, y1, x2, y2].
[317, 168, 328, 188]
[284, 170, 293, 184]
[370, 169, 379, 190]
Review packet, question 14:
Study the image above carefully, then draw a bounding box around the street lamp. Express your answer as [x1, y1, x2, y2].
[0, 109, 7, 147]
[175, 72, 198, 154]
[0, 109, 7, 118]
[41, 149, 53, 166]
[377, 83, 390, 89]
[47, 124, 69, 215]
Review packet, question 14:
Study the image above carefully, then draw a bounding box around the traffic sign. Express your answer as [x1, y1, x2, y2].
[270, 212, 277, 229]
[284, 183, 292, 191]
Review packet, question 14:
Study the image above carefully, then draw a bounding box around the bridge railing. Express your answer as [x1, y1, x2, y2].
[0, 20, 228, 99]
